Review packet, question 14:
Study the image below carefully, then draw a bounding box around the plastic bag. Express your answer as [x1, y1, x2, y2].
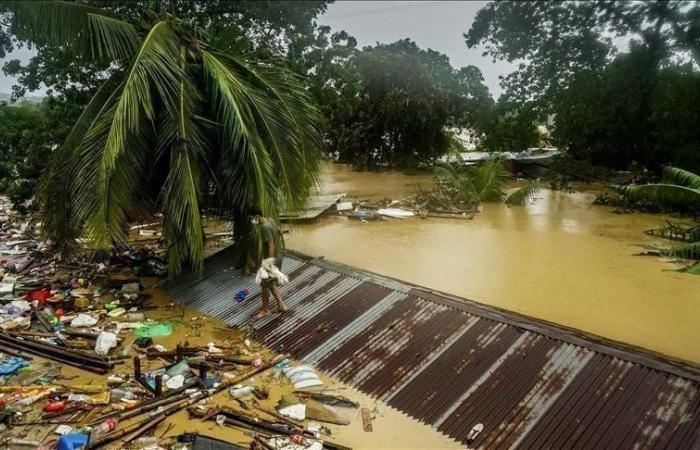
[95, 331, 117, 355]
[71, 313, 97, 327]
[133, 322, 173, 338]
[255, 259, 289, 286]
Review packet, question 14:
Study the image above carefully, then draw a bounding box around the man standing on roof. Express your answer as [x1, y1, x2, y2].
[248, 206, 288, 319]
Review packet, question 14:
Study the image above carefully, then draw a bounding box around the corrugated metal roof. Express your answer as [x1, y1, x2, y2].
[165, 250, 700, 449]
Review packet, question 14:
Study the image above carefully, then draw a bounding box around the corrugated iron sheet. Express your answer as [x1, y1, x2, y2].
[164, 250, 700, 449]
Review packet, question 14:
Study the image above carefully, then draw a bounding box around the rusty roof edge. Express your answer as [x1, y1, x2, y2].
[288, 250, 700, 383]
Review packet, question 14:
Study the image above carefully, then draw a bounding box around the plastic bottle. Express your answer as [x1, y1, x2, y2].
[110, 388, 136, 401]
[132, 437, 158, 448]
[274, 358, 291, 369]
[42, 306, 58, 324]
[93, 418, 118, 437]
[125, 312, 144, 322]
[229, 386, 254, 398]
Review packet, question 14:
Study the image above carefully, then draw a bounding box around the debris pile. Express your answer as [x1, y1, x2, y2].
[331, 192, 474, 223]
[0, 198, 357, 449]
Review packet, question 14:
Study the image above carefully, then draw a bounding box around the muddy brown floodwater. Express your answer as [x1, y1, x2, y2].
[287, 163, 700, 365]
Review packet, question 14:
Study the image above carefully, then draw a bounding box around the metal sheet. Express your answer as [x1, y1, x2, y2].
[163, 250, 700, 449]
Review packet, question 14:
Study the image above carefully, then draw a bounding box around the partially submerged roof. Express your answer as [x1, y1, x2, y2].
[280, 193, 346, 221]
[165, 250, 700, 449]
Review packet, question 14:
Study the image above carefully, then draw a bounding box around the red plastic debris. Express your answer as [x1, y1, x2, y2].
[24, 288, 53, 304]
[44, 401, 67, 412]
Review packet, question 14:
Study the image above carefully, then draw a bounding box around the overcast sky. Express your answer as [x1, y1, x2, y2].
[0, 1, 514, 97]
[319, 1, 513, 97]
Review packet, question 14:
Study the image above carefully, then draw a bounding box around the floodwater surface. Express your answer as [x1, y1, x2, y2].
[287, 163, 700, 364]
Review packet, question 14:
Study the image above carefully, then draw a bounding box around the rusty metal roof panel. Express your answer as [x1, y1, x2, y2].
[163, 251, 700, 448]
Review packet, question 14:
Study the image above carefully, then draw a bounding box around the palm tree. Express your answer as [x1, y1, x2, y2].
[623, 166, 700, 271]
[4, 1, 322, 275]
[434, 157, 541, 208]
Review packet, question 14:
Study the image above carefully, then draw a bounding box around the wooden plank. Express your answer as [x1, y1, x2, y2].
[361, 407, 373, 432]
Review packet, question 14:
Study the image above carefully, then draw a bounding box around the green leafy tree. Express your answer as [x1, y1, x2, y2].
[0, 101, 51, 209]
[466, 1, 700, 171]
[290, 27, 362, 155]
[338, 39, 493, 169]
[552, 46, 700, 171]
[1, 1, 331, 99]
[477, 100, 541, 152]
[2, 1, 322, 275]
[0, 98, 79, 210]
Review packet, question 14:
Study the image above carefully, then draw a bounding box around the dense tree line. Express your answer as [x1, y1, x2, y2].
[3, 0, 700, 212]
[467, 0, 700, 173]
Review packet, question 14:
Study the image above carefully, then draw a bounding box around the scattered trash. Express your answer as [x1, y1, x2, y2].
[0, 197, 356, 450]
[278, 403, 306, 421]
[377, 208, 415, 218]
[54, 424, 73, 435]
[282, 365, 324, 390]
[94, 331, 118, 355]
[234, 288, 249, 302]
[56, 434, 89, 450]
[335, 201, 354, 212]
[70, 313, 97, 327]
[166, 374, 185, 389]
[466, 423, 484, 443]
[229, 385, 254, 398]
[133, 322, 174, 337]
[361, 406, 373, 432]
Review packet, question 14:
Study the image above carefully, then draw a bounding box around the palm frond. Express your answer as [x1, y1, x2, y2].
[506, 180, 541, 206]
[159, 48, 206, 276]
[37, 73, 123, 256]
[79, 21, 183, 249]
[201, 51, 280, 216]
[622, 184, 700, 210]
[203, 52, 322, 216]
[662, 241, 700, 259]
[71, 98, 149, 249]
[472, 158, 507, 202]
[4, 0, 139, 60]
[682, 262, 700, 275]
[434, 162, 477, 202]
[661, 166, 700, 189]
[433, 162, 461, 185]
[223, 55, 323, 210]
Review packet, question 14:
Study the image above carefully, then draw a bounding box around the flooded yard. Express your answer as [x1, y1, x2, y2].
[287, 163, 700, 364]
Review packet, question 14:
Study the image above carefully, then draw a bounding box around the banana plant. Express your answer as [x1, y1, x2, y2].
[2, 1, 322, 275]
[623, 166, 700, 271]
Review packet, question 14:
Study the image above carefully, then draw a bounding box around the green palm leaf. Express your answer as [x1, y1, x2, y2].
[661, 167, 700, 189]
[26, 3, 324, 276]
[224, 55, 323, 210]
[78, 21, 183, 249]
[4, 0, 139, 60]
[683, 262, 700, 275]
[472, 158, 507, 202]
[159, 48, 207, 275]
[36, 73, 123, 256]
[201, 51, 279, 215]
[662, 241, 700, 259]
[622, 184, 700, 210]
[506, 180, 541, 206]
